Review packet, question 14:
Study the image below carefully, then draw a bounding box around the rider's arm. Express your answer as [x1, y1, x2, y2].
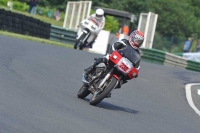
[99, 17, 105, 30]
[110, 39, 127, 53]
[134, 49, 141, 69]
[135, 60, 140, 69]
[86, 15, 92, 20]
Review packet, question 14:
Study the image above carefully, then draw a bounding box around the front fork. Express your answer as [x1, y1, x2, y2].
[92, 69, 120, 97]
[97, 68, 114, 89]
[97, 68, 120, 91]
[78, 30, 91, 47]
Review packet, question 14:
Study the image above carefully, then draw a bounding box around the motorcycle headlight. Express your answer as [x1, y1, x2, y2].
[84, 20, 89, 25]
[113, 55, 118, 60]
[132, 72, 137, 77]
[91, 25, 96, 30]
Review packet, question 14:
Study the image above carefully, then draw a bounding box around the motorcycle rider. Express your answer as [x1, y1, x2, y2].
[74, 8, 106, 49]
[83, 30, 144, 96]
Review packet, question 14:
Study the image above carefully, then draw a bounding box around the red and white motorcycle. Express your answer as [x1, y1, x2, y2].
[77, 45, 140, 106]
[74, 18, 100, 50]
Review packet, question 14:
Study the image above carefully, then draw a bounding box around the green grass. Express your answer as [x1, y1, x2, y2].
[0, 30, 73, 49]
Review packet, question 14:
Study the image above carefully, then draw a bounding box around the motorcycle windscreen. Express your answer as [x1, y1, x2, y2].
[118, 45, 141, 66]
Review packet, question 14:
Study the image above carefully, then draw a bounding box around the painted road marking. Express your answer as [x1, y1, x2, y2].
[185, 83, 200, 116]
[198, 87, 200, 96]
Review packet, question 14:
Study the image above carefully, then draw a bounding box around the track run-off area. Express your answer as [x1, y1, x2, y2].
[0, 35, 200, 133]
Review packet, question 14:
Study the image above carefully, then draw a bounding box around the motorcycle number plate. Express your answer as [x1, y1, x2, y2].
[119, 62, 130, 73]
[117, 58, 133, 74]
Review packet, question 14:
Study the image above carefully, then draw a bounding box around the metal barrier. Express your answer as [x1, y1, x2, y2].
[140, 48, 166, 65]
[187, 60, 200, 72]
[140, 48, 200, 72]
[50, 25, 77, 45]
[164, 53, 188, 68]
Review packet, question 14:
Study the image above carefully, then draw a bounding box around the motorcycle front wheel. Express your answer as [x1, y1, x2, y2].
[89, 76, 118, 106]
[74, 32, 87, 50]
[77, 84, 90, 99]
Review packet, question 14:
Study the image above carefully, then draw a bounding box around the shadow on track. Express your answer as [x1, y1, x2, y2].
[83, 98, 140, 114]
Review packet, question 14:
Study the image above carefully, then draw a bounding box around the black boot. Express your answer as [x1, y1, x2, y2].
[84, 58, 107, 75]
[115, 80, 128, 89]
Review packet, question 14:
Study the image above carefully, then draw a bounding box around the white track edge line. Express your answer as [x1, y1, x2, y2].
[185, 83, 200, 116]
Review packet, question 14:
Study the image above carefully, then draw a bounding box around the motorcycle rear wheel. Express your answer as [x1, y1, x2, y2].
[89, 76, 118, 106]
[77, 84, 90, 99]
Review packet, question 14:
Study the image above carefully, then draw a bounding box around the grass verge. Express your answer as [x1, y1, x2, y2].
[0, 30, 73, 49]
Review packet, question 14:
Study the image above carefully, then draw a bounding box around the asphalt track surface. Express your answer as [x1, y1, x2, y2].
[0, 35, 200, 133]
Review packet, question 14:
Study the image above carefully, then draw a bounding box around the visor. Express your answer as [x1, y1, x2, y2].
[133, 39, 142, 45]
[96, 14, 102, 18]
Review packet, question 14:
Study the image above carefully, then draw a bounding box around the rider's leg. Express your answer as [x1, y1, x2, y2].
[88, 40, 95, 49]
[115, 79, 128, 89]
[84, 58, 107, 75]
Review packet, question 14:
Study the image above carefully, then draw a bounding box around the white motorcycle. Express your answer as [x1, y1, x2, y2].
[74, 19, 100, 50]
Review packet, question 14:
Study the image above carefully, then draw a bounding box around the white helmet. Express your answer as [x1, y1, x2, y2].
[95, 8, 104, 20]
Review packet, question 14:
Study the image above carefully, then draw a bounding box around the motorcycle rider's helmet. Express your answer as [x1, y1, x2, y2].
[95, 8, 104, 20]
[129, 30, 144, 49]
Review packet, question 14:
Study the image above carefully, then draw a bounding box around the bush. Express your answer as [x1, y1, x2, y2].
[0, 0, 28, 12]
[104, 16, 119, 33]
[0, 0, 9, 6]
[13, 1, 28, 11]
[36, 7, 56, 17]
